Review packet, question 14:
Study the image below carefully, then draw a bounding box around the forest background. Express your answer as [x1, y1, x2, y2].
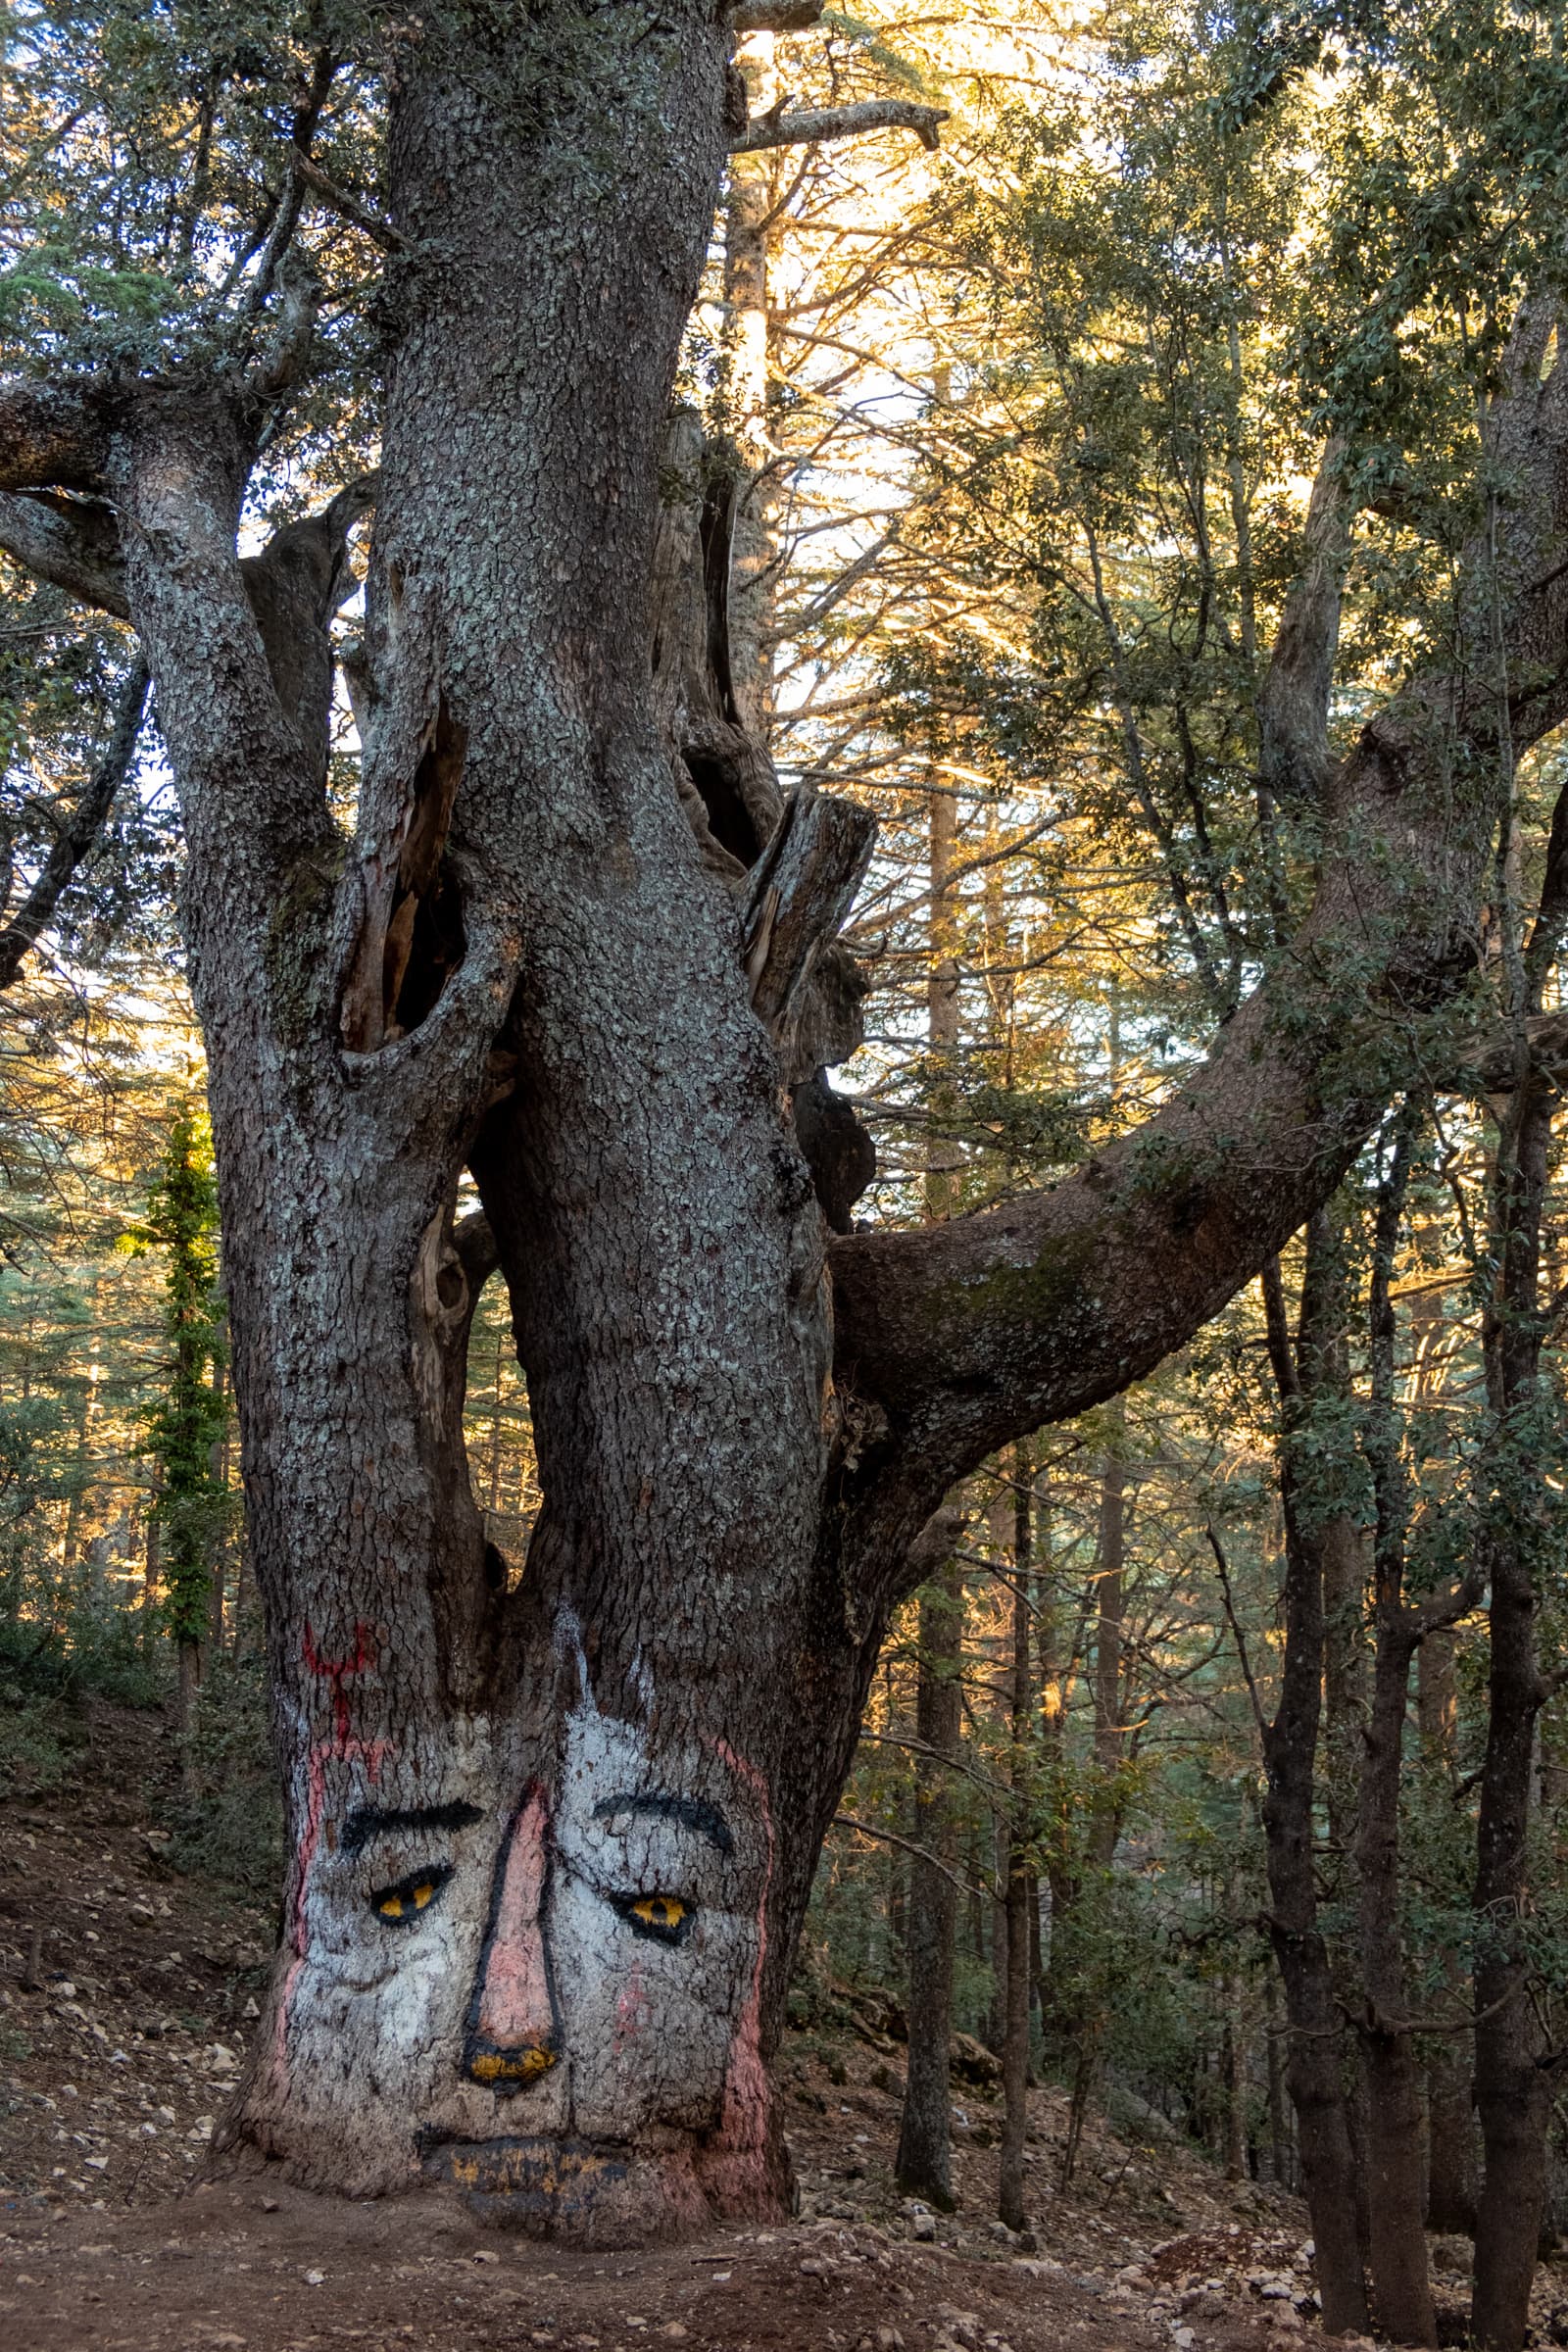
[4, 1, 1568, 2345]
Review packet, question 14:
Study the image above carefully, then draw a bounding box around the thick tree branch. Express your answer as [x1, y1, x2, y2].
[732, 98, 949, 154]
[1256, 433, 1353, 806]
[0, 489, 127, 616]
[0, 381, 109, 494]
[242, 47, 337, 326]
[729, 0, 825, 30]
[240, 473, 377, 788]
[829, 293, 1568, 1563]
[1455, 1008, 1568, 1095]
[291, 147, 408, 254]
[113, 404, 345, 927]
[245, 245, 323, 403]
[0, 656, 149, 991]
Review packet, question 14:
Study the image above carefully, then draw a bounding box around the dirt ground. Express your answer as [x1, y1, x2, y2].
[0, 1700, 1528, 2351]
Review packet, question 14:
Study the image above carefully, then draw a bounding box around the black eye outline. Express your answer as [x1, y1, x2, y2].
[611, 1890, 694, 1945]
[368, 1861, 456, 1926]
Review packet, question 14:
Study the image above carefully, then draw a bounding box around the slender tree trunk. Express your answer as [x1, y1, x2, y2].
[986, 1827, 1008, 2057]
[1353, 1123, 1436, 2347]
[1057, 1433, 1126, 2190]
[999, 1449, 1033, 2232]
[1036, 1548, 1074, 2056]
[894, 728, 966, 2207]
[1259, 1229, 1370, 2337]
[1091, 1430, 1124, 1867]
[1220, 1999, 1247, 2183]
[896, 1552, 962, 2209]
[143, 1479, 160, 1606]
[1472, 1081, 1556, 2350]
[176, 1639, 201, 1797]
[1355, 1614, 1433, 2343]
[208, 1353, 229, 1649]
[1418, 1630, 1476, 2234]
[1264, 1968, 1291, 2189]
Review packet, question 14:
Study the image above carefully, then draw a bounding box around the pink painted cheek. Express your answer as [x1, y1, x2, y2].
[613, 1957, 653, 2054]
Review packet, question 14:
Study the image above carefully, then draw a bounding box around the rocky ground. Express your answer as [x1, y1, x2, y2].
[0, 1700, 1560, 2350]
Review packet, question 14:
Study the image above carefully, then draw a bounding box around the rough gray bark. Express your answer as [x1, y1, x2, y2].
[2, 7, 1568, 2243]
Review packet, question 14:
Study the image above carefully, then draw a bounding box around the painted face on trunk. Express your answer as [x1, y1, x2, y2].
[272, 1693, 772, 2223]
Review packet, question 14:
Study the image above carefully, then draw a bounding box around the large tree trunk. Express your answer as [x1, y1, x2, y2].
[122, 10, 855, 2237]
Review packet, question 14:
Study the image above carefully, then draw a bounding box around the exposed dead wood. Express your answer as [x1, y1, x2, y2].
[744, 788, 876, 1043]
[732, 97, 949, 154]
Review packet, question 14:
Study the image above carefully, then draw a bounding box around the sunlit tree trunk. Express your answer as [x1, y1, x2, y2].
[998, 1446, 1033, 2232]
[896, 753, 965, 2203]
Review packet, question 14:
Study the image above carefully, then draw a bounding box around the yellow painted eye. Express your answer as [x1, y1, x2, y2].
[631, 1895, 685, 1930]
[368, 1863, 454, 1924]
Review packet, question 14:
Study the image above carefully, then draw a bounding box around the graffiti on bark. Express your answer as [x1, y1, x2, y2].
[262, 1624, 780, 2230]
[270, 1620, 394, 2092]
[462, 1784, 563, 2088]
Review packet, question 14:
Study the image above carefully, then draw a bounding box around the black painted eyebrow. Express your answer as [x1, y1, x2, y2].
[591, 1790, 733, 1854]
[342, 1800, 484, 1858]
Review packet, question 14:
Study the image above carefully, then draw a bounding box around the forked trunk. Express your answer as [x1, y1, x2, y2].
[157, 11, 873, 2237]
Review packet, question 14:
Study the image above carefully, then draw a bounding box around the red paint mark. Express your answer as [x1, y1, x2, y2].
[613, 1955, 652, 2054]
[302, 1619, 377, 1744]
[270, 1621, 389, 2093]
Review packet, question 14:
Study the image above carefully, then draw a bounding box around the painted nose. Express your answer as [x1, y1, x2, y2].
[465, 1788, 560, 2090]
